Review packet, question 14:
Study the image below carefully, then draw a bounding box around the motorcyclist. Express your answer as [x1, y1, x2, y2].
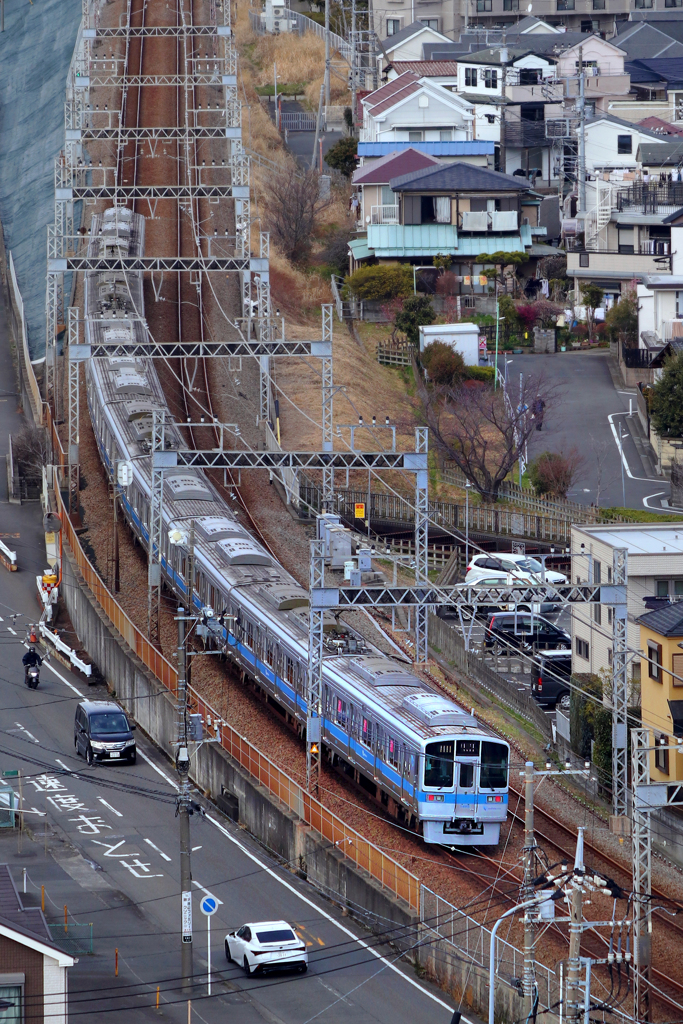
[22, 646, 43, 686]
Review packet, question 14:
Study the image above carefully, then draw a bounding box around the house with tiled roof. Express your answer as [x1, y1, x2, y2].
[359, 72, 476, 150]
[352, 147, 441, 227]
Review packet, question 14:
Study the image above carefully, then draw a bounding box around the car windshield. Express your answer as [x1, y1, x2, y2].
[90, 713, 129, 734]
[518, 558, 543, 572]
[256, 929, 295, 944]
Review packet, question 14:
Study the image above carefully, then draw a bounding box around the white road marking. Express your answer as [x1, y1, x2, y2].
[607, 413, 655, 483]
[55, 758, 76, 775]
[191, 879, 223, 905]
[43, 660, 84, 695]
[192, 845, 202, 851]
[7, 627, 15, 635]
[137, 748, 178, 789]
[144, 838, 172, 862]
[204, 814, 456, 1016]
[98, 797, 123, 817]
[9, 722, 39, 744]
[644, 490, 683, 514]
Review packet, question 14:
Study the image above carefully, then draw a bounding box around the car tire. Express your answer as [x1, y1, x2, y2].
[225, 941, 232, 963]
[297, 964, 308, 974]
[74, 736, 79, 755]
[128, 751, 137, 765]
[557, 643, 569, 651]
[559, 693, 571, 711]
[243, 956, 253, 975]
[86, 745, 94, 766]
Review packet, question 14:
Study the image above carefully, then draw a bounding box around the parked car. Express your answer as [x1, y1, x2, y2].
[531, 650, 572, 708]
[74, 699, 136, 765]
[466, 553, 567, 585]
[225, 921, 308, 975]
[485, 613, 571, 654]
[454, 576, 560, 618]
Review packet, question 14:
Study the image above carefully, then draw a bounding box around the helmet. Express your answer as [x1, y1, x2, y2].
[28, 646, 35, 654]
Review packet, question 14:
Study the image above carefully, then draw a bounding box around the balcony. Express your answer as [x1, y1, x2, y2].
[663, 320, 683, 342]
[616, 183, 683, 216]
[567, 249, 671, 280]
[564, 73, 631, 99]
[461, 210, 518, 231]
[367, 222, 460, 257]
[503, 122, 552, 148]
[369, 204, 399, 225]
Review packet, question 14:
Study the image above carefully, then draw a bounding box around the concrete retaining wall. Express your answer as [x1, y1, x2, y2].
[60, 541, 529, 1022]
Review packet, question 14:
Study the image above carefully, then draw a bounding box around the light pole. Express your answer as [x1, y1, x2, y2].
[274, 64, 280, 130]
[488, 895, 553, 1024]
[465, 481, 471, 572]
[619, 423, 626, 508]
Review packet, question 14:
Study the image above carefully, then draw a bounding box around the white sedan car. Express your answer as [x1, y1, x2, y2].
[225, 920, 308, 975]
[466, 552, 567, 585]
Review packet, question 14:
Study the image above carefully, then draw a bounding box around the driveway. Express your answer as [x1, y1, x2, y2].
[493, 349, 676, 513]
[275, 99, 345, 171]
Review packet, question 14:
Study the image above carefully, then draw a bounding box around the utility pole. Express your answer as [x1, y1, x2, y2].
[577, 45, 586, 225]
[176, 523, 196, 993]
[499, 42, 507, 175]
[350, 0, 357, 133]
[311, 83, 325, 171]
[324, 0, 331, 108]
[522, 761, 536, 1022]
[566, 828, 585, 1024]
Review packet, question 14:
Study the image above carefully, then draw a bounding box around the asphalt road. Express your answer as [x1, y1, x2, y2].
[493, 349, 680, 515]
[275, 100, 345, 171]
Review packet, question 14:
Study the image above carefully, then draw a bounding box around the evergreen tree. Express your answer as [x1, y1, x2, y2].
[651, 352, 683, 436]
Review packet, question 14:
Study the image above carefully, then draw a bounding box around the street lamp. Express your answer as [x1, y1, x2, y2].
[488, 895, 554, 1024]
[465, 481, 472, 570]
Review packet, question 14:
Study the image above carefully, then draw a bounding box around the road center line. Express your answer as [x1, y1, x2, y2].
[204, 814, 456, 1017]
[98, 797, 123, 817]
[144, 838, 172, 862]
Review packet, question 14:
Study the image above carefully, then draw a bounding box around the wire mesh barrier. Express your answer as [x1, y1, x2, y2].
[48, 922, 94, 956]
[420, 886, 558, 1013]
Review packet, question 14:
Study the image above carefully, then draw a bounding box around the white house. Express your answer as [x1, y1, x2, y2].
[377, 21, 453, 66]
[571, 524, 683, 692]
[360, 72, 474, 144]
[583, 115, 669, 177]
[638, 209, 683, 346]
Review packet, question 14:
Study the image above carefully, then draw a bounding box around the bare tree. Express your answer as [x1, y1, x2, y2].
[418, 370, 559, 503]
[266, 168, 331, 264]
[11, 426, 49, 480]
[528, 447, 585, 498]
[589, 434, 619, 508]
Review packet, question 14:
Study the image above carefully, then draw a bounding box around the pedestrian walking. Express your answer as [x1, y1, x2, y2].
[532, 396, 545, 431]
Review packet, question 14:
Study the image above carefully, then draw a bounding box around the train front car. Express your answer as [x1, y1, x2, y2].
[419, 728, 509, 846]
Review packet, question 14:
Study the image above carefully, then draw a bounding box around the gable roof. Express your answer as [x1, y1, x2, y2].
[614, 23, 683, 61]
[638, 116, 683, 138]
[462, 46, 537, 66]
[381, 21, 450, 51]
[390, 60, 459, 77]
[637, 602, 683, 637]
[362, 73, 472, 119]
[514, 15, 562, 34]
[625, 15, 683, 43]
[389, 161, 531, 192]
[637, 140, 683, 167]
[352, 147, 440, 184]
[585, 113, 671, 141]
[559, 34, 626, 58]
[0, 865, 74, 965]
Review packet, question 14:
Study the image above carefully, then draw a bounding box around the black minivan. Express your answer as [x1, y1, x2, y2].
[74, 699, 136, 765]
[485, 612, 571, 654]
[531, 650, 572, 708]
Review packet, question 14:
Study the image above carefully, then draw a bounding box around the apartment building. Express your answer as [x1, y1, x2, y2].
[571, 524, 683, 690]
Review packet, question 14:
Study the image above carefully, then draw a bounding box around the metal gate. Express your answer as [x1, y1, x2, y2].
[279, 112, 317, 131]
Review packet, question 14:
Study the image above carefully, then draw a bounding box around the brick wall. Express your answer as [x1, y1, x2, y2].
[0, 934, 43, 1023]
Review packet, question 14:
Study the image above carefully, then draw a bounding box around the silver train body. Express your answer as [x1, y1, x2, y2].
[83, 208, 510, 845]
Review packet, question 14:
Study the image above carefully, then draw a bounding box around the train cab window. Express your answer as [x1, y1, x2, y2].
[424, 740, 454, 788]
[480, 741, 508, 789]
[459, 763, 475, 788]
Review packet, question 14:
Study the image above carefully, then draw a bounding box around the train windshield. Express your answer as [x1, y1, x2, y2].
[480, 742, 508, 789]
[424, 741, 454, 788]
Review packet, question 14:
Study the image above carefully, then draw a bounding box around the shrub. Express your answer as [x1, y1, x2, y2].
[325, 136, 358, 178]
[497, 294, 519, 332]
[421, 342, 465, 386]
[528, 449, 583, 498]
[318, 227, 353, 277]
[651, 351, 683, 437]
[605, 287, 638, 348]
[394, 295, 435, 345]
[464, 365, 495, 383]
[344, 263, 413, 301]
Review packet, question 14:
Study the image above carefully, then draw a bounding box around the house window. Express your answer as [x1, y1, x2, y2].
[676, 291, 683, 318]
[617, 135, 633, 155]
[519, 68, 540, 85]
[484, 69, 498, 89]
[592, 0, 605, 7]
[486, 114, 496, 124]
[504, 0, 519, 8]
[381, 185, 395, 205]
[673, 653, 683, 686]
[440, 129, 452, 141]
[408, 130, 423, 142]
[477, 0, 492, 10]
[386, 18, 401, 34]
[0, 986, 21, 1024]
[665, 0, 682, 7]
[419, 18, 439, 27]
[576, 637, 589, 660]
[593, 560, 601, 624]
[655, 735, 670, 774]
[557, 0, 575, 9]
[634, 0, 653, 7]
[579, 253, 589, 268]
[465, 68, 477, 87]
[648, 641, 663, 681]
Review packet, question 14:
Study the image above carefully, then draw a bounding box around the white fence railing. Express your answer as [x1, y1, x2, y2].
[370, 204, 399, 225]
[249, 8, 352, 62]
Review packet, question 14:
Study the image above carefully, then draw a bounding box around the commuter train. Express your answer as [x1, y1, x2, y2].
[83, 207, 510, 846]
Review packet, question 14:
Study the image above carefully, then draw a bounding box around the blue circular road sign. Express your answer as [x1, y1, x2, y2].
[200, 895, 218, 916]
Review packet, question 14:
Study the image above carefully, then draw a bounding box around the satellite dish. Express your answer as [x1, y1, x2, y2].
[117, 461, 134, 487]
[527, 3, 532, 9]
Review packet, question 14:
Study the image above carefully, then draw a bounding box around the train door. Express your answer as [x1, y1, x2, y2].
[455, 739, 480, 817]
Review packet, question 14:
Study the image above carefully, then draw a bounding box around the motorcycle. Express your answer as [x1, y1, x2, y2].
[25, 665, 40, 689]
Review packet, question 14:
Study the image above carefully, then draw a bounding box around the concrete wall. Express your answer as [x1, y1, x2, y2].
[60, 541, 530, 1022]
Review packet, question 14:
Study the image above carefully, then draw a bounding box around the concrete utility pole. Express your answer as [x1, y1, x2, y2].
[566, 829, 585, 1024]
[522, 761, 536, 1021]
[177, 523, 196, 993]
[499, 42, 508, 175]
[351, 0, 357, 132]
[577, 45, 586, 223]
[324, 0, 331, 108]
[311, 83, 325, 171]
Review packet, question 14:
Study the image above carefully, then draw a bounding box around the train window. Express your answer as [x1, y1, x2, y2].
[387, 738, 400, 769]
[245, 621, 254, 649]
[424, 741, 454, 788]
[336, 699, 348, 727]
[480, 741, 508, 789]
[459, 763, 474, 788]
[286, 657, 295, 684]
[361, 717, 374, 748]
[456, 740, 480, 758]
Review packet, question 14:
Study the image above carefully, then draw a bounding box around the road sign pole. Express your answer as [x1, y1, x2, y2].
[207, 914, 211, 996]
